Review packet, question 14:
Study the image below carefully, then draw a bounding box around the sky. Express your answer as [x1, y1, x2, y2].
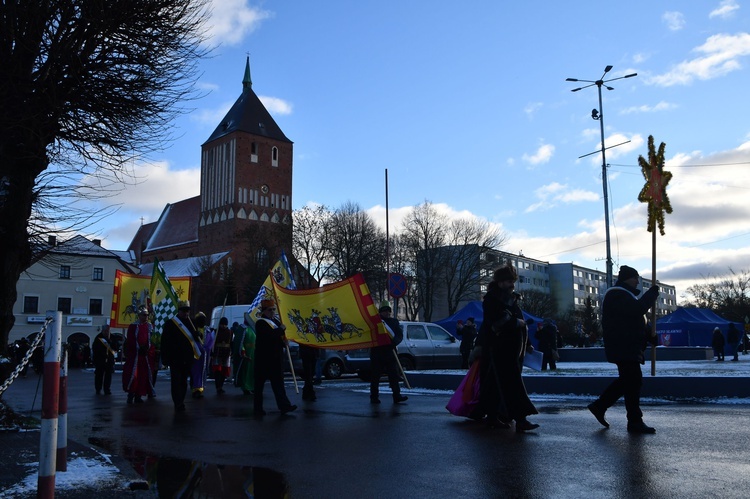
[77, 1, 750, 304]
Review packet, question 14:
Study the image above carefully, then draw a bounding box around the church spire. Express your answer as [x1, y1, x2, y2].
[243, 55, 252, 92]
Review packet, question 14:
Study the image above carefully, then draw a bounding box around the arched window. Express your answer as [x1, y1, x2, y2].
[272, 146, 278, 167]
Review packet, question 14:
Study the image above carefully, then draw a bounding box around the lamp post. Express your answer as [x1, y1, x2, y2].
[567, 66, 637, 287]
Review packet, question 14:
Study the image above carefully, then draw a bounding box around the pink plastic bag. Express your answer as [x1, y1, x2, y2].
[446, 361, 481, 417]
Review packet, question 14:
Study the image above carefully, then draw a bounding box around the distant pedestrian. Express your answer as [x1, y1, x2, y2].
[92, 324, 115, 395]
[712, 327, 725, 362]
[727, 323, 741, 362]
[459, 317, 477, 369]
[212, 317, 233, 394]
[235, 320, 256, 395]
[587, 265, 660, 434]
[535, 320, 559, 371]
[161, 301, 201, 412]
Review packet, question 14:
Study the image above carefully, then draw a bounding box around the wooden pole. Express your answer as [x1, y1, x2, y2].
[271, 288, 298, 394]
[392, 349, 411, 389]
[650, 228, 657, 376]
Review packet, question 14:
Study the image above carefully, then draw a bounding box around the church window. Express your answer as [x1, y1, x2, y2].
[251, 142, 258, 163]
[272, 146, 278, 167]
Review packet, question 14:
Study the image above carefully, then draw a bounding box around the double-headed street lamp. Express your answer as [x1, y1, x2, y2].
[566, 65, 637, 287]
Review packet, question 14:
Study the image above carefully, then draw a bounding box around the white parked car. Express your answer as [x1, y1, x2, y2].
[344, 321, 461, 379]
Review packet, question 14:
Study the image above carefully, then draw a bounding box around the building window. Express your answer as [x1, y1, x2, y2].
[59, 265, 71, 279]
[58, 297, 72, 314]
[89, 298, 103, 315]
[23, 296, 39, 314]
[251, 142, 258, 163]
[92, 267, 103, 281]
[272, 146, 278, 167]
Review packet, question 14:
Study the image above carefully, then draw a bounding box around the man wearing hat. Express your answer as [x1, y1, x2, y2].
[161, 300, 202, 412]
[369, 301, 408, 404]
[122, 306, 156, 404]
[253, 299, 297, 415]
[588, 265, 660, 434]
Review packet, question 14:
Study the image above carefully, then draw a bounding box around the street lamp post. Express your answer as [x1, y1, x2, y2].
[567, 65, 637, 287]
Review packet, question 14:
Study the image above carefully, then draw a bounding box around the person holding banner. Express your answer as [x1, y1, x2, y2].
[369, 302, 408, 405]
[473, 264, 539, 432]
[253, 300, 297, 416]
[587, 265, 659, 434]
[161, 301, 201, 412]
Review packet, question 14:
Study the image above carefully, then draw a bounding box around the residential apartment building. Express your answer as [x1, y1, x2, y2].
[11, 235, 138, 346]
[429, 247, 677, 320]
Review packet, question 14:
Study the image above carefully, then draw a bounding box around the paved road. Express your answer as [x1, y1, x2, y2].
[3, 369, 750, 498]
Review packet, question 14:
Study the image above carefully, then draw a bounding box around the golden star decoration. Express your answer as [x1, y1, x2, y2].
[637, 135, 673, 235]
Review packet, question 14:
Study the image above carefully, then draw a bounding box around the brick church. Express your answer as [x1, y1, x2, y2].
[128, 57, 297, 311]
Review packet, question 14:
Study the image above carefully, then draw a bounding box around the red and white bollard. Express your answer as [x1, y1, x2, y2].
[38, 311, 61, 498]
[56, 346, 68, 472]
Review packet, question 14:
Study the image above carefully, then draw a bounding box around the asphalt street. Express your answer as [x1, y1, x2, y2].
[2, 368, 750, 498]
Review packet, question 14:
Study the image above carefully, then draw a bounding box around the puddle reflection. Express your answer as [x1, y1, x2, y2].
[88, 438, 290, 497]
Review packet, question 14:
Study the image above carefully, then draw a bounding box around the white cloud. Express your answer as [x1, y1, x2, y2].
[204, 0, 273, 48]
[522, 143, 555, 166]
[709, 0, 740, 19]
[620, 101, 678, 114]
[524, 102, 543, 119]
[524, 182, 599, 213]
[662, 11, 686, 31]
[647, 33, 750, 86]
[259, 95, 293, 115]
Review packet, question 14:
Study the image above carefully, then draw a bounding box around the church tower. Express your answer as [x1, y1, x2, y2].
[198, 57, 293, 267]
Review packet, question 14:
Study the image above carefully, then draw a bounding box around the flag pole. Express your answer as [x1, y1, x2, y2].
[270, 282, 298, 394]
[392, 350, 411, 389]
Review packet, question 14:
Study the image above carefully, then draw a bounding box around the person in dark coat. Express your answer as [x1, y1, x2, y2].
[161, 301, 201, 412]
[587, 265, 660, 434]
[459, 317, 477, 369]
[535, 320, 559, 371]
[92, 324, 116, 395]
[712, 327, 725, 361]
[473, 264, 539, 432]
[369, 302, 408, 404]
[727, 323, 741, 361]
[253, 299, 297, 416]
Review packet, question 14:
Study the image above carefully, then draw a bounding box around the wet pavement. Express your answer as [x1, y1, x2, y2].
[2, 368, 750, 498]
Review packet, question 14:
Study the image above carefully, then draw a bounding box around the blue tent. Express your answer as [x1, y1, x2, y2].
[434, 301, 547, 347]
[656, 307, 741, 348]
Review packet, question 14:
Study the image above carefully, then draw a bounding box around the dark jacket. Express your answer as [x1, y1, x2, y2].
[161, 315, 199, 367]
[460, 324, 477, 354]
[602, 280, 659, 364]
[370, 316, 403, 358]
[254, 317, 288, 368]
[92, 332, 115, 367]
[712, 329, 725, 349]
[727, 324, 740, 345]
[475, 284, 526, 358]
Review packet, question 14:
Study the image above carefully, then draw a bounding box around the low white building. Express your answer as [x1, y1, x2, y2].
[11, 235, 138, 354]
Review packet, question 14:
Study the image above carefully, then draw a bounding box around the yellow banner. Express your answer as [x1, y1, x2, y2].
[271, 273, 391, 350]
[110, 270, 191, 328]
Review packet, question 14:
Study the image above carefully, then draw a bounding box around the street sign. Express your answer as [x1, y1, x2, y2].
[388, 272, 407, 298]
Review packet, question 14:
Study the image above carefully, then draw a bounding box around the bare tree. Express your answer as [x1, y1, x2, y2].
[400, 201, 448, 321]
[292, 205, 333, 287]
[326, 201, 386, 286]
[684, 268, 750, 323]
[441, 218, 506, 316]
[520, 290, 557, 319]
[0, 1, 209, 355]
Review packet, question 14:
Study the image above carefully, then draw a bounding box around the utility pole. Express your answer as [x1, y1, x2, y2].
[567, 66, 637, 287]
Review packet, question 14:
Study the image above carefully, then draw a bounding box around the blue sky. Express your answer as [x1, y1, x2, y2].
[83, 1, 750, 303]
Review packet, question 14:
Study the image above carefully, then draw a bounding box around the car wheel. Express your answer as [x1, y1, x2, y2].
[324, 358, 344, 379]
[398, 356, 415, 371]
